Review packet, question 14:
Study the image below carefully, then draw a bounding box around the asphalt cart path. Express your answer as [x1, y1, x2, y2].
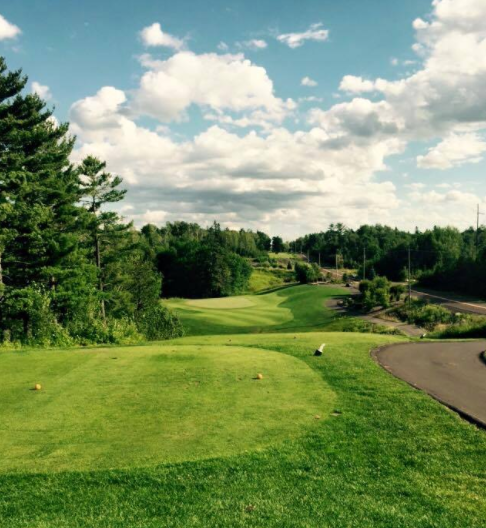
[374, 341, 486, 427]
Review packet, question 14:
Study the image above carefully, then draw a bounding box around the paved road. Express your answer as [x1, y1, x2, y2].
[411, 288, 486, 316]
[375, 341, 486, 427]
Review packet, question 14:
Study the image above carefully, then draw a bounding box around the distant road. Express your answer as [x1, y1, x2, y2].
[375, 341, 486, 427]
[411, 288, 486, 316]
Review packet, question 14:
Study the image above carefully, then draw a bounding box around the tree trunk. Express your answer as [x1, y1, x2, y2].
[95, 232, 106, 321]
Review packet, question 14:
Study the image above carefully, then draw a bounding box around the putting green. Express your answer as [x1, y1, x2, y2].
[166, 284, 348, 336]
[0, 344, 335, 473]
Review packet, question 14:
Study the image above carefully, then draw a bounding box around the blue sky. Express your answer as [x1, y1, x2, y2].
[1, 0, 486, 236]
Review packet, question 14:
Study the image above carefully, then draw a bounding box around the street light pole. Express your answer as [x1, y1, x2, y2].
[476, 204, 483, 259]
[363, 247, 366, 281]
[408, 246, 412, 309]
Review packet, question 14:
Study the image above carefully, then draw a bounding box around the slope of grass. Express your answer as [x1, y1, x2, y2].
[2, 332, 486, 527]
[0, 344, 333, 473]
[246, 268, 293, 293]
[165, 285, 347, 336]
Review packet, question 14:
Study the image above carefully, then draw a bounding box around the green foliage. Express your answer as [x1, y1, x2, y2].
[431, 317, 486, 339]
[1, 286, 72, 346]
[157, 227, 252, 299]
[325, 316, 403, 335]
[292, 223, 486, 300]
[271, 236, 286, 253]
[359, 276, 391, 311]
[0, 57, 186, 347]
[294, 262, 319, 284]
[390, 284, 406, 301]
[136, 304, 185, 340]
[392, 299, 453, 330]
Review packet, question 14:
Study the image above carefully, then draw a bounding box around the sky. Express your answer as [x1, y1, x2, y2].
[1, 0, 486, 237]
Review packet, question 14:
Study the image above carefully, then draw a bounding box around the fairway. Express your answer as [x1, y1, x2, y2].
[166, 284, 347, 335]
[0, 344, 334, 473]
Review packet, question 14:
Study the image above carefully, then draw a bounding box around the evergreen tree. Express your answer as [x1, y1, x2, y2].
[78, 156, 127, 319]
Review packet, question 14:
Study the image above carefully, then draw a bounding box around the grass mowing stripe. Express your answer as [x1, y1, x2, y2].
[0, 345, 334, 473]
[165, 285, 347, 336]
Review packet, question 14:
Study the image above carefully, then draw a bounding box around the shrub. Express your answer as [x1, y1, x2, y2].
[390, 284, 406, 301]
[295, 262, 319, 284]
[392, 299, 453, 329]
[432, 318, 486, 339]
[359, 276, 391, 311]
[136, 304, 185, 341]
[1, 286, 73, 347]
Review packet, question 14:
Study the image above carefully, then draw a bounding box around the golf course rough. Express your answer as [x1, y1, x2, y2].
[0, 344, 335, 473]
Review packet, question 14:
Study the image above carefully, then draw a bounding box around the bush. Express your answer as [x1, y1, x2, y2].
[359, 276, 391, 311]
[136, 304, 185, 341]
[431, 317, 486, 339]
[392, 299, 453, 329]
[295, 262, 319, 284]
[65, 316, 143, 346]
[390, 284, 406, 301]
[1, 286, 73, 347]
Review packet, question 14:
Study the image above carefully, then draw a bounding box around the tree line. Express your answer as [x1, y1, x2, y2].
[0, 58, 274, 346]
[293, 223, 486, 297]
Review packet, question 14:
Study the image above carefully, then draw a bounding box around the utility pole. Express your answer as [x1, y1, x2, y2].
[363, 247, 366, 281]
[476, 204, 483, 259]
[318, 252, 321, 268]
[408, 246, 412, 309]
[335, 253, 338, 281]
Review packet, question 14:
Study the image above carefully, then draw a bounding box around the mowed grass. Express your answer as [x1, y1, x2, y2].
[0, 345, 334, 473]
[2, 332, 486, 527]
[166, 285, 346, 335]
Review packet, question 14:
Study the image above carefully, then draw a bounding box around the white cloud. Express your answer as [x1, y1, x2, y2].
[0, 14, 20, 40]
[339, 75, 376, 93]
[331, 0, 486, 144]
[217, 41, 229, 51]
[68, 0, 486, 235]
[70, 90, 401, 234]
[417, 133, 486, 169]
[70, 86, 128, 138]
[339, 75, 391, 94]
[237, 39, 267, 51]
[301, 76, 317, 87]
[133, 51, 295, 125]
[277, 23, 329, 48]
[139, 22, 183, 50]
[31, 81, 52, 101]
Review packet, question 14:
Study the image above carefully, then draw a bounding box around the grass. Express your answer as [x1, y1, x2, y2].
[165, 285, 347, 335]
[2, 332, 486, 527]
[2, 285, 486, 526]
[246, 268, 293, 293]
[268, 252, 295, 259]
[0, 344, 333, 473]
